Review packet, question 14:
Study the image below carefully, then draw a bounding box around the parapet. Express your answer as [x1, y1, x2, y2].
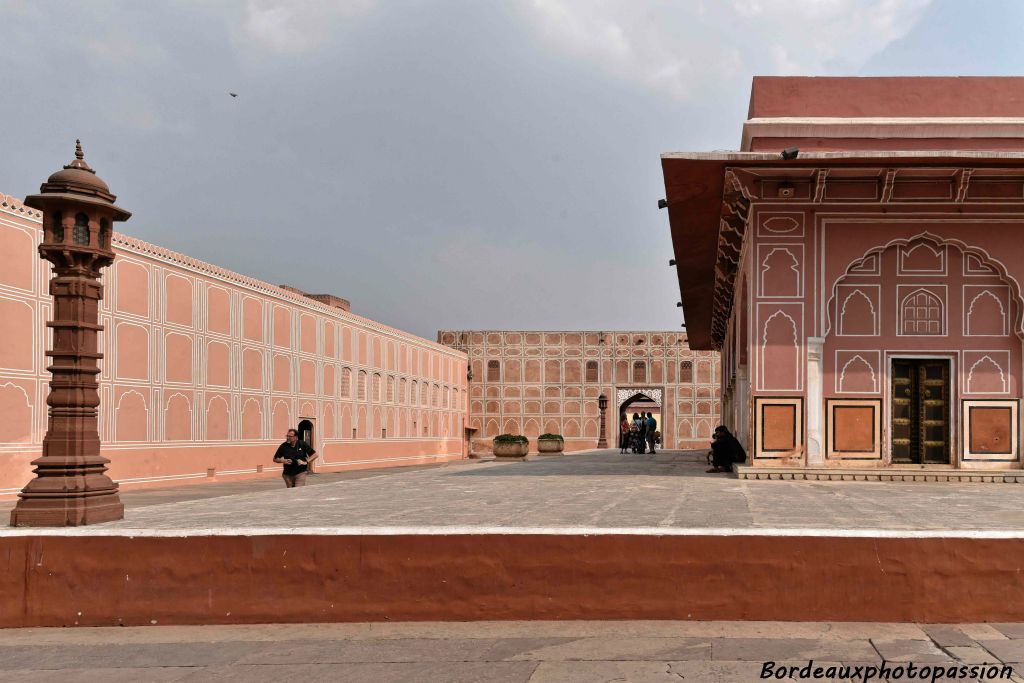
[279, 285, 351, 312]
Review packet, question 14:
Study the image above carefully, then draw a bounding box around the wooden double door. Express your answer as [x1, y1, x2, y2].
[891, 359, 951, 464]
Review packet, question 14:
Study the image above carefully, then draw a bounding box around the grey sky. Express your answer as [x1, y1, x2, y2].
[0, 0, 1019, 338]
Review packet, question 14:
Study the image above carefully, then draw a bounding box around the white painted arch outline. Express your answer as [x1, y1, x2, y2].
[825, 231, 1024, 339]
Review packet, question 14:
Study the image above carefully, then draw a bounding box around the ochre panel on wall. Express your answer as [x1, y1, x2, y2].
[826, 399, 881, 460]
[834, 407, 873, 451]
[754, 397, 803, 460]
[963, 400, 1019, 462]
[969, 408, 1011, 454]
[762, 405, 796, 451]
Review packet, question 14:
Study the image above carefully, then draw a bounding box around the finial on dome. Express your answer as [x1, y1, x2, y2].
[63, 138, 94, 174]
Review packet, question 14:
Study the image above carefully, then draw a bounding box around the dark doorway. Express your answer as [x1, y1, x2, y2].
[297, 418, 315, 472]
[890, 359, 950, 464]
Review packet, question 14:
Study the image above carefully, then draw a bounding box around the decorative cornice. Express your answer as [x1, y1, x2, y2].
[0, 195, 463, 359]
[0, 193, 42, 219]
[705, 163, 1024, 348]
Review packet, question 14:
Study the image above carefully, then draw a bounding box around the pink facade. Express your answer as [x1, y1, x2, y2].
[438, 330, 721, 453]
[0, 194, 467, 499]
[663, 77, 1024, 471]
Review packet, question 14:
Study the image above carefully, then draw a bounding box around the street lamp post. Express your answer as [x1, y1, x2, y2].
[10, 141, 131, 526]
[597, 393, 609, 449]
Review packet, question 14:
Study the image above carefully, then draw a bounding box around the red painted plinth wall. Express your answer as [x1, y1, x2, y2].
[1, 534, 1021, 626]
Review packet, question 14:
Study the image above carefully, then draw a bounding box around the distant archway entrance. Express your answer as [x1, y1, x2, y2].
[297, 418, 315, 472]
[617, 387, 663, 448]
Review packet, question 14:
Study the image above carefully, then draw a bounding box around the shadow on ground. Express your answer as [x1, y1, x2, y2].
[452, 449, 722, 478]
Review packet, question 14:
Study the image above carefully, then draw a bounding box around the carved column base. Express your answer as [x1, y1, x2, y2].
[9, 456, 124, 526]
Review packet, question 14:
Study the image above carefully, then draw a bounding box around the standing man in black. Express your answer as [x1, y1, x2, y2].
[274, 428, 318, 488]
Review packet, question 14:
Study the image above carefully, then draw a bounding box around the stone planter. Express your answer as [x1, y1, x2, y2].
[493, 440, 529, 460]
[537, 439, 564, 455]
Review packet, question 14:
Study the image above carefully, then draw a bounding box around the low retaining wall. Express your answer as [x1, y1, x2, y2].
[1, 532, 1021, 627]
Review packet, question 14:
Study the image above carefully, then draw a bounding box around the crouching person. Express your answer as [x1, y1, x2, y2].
[707, 425, 745, 474]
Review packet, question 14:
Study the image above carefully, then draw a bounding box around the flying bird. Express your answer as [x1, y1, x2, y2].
[229, 92, 238, 98]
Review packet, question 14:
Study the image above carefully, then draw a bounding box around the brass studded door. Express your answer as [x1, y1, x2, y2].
[890, 359, 950, 464]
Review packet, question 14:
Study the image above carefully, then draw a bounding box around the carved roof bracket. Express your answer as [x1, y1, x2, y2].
[956, 168, 973, 203]
[880, 168, 897, 204]
[813, 168, 829, 203]
[708, 169, 754, 350]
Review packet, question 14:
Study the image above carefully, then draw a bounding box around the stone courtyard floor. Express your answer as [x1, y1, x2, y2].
[2, 449, 1020, 534]
[0, 620, 1022, 682]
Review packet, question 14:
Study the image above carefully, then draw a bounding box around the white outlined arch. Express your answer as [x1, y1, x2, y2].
[271, 399, 291, 437]
[898, 241, 946, 275]
[825, 232, 1024, 338]
[899, 288, 944, 336]
[241, 397, 263, 440]
[205, 395, 230, 441]
[759, 246, 801, 298]
[967, 355, 1008, 394]
[966, 289, 1008, 336]
[838, 355, 877, 394]
[163, 391, 193, 441]
[114, 389, 149, 442]
[759, 309, 799, 391]
[0, 382, 32, 443]
[837, 288, 878, 336]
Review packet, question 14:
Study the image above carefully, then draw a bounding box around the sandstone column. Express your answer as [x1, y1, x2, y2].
[10, 141, 131, 526]
[806, 337, 825, 466]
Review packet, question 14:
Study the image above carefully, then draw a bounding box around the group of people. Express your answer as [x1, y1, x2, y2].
[619, 412, 659, 455]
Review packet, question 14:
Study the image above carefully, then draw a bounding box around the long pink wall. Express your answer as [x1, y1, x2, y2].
[0, 194, 468, 498]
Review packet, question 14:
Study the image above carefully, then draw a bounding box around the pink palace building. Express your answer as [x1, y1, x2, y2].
[0, 187, 468, 499]
[662, 77, 1024, 477]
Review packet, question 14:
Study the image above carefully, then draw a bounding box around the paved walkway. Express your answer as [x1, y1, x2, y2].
[0, 621, 1020, 682]
[3, 450, 1022, 534]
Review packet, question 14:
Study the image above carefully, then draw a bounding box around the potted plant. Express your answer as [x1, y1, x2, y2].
[493, 433, 529, 460]
[537, 433, 564, 455]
